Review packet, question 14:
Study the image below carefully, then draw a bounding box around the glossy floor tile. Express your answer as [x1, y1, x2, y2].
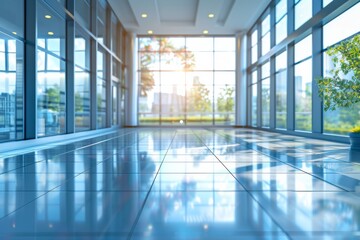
[1, 128, 360, 239]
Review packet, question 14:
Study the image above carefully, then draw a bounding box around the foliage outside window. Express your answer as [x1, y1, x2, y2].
[317, 34, 360, 134]
[138, 37, 236, 125]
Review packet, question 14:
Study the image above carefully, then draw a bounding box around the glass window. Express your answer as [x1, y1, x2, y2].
[261, 78, 270, 128]
[251, 83, 258, 126]
[0, 33, 24, 142]
[251, 69, 258, 84]
[261, 32, 271, 56]
[214, 52, 235, 70]
[276, 51, 287, 71]
[74, 27, 91, 132]
[0, 0, 24, 38]
[214, 72, 235, 86]
[97, 0, 108, 45]
[294, 34, 312, 63]
[37, 2, 66, 137]
[295, 0, 312, 30]
[139, 77, 160, 125]
[191, 52, 214, 70]
[276, 16, 287, 44]
[215, 85, 235, 125]
[161, 37, 186, 50]
[294, 34, 312, 132]
[323, 2, 360, 48]
[97, 47, 107, 128]
[261, 62, 270, 79]
[75, 0, 91, 30]
[111, 13, 119, 55]
[214, 38, 235, 51]
[261, 13, 271, 56]
[113, 58, 121, 78]
[262, 15, 270, 35]
[112, 84, 118, 125]
[75, 71, 90, 132]
[295, 59, 312, 131]
[323, 3, 360, 135]
[276, 0, 287, 22]
[97, 48, 105, 79]
[138, 37, 235, 126]
[261, 62, 270, 128]
[251, 30, 258, 64]
[323, 53, 360, 135]
[139, 52, 159, 71]
[75, 28, 90, 70]
[186, 38, 213, 51]
[97, 79, 107, 128]
[276, 51, 287, 129]
[139, 38, 160, 51]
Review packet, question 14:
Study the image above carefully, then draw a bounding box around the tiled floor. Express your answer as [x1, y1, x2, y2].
[1, 128, 360, 239]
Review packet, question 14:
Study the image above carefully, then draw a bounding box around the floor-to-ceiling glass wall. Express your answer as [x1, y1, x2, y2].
[0, 0, 127, 143]
[275, 50, 287, 129]
[247, 0, 359, 140]
[37, 1, 66, 137]
[138, 37, 236, 126]
[74, 27, 91, 132]
[261, 62, 270, 128]
[0, 0, 24, 142]
[294, 34, 312, 132]
[322, 2, 360, 135]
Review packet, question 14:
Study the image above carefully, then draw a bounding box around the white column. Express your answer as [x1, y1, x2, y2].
[235, 32, 247, 126]
[125, 32, 138, 126]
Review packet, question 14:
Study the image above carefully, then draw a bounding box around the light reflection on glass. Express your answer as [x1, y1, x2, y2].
[0, 35, 24, 142]
[138, 37, 235, 126]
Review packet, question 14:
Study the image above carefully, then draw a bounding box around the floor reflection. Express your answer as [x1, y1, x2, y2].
[0, 128, 359, 239]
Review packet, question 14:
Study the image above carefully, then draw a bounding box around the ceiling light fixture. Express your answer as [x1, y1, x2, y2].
[141, 13, 148, 18]
[203, 30, 209, 34]
[208, 13, 215, 18]
[147, 30, 153, 34]
[48, 31, 54, 36]
[45, 15, 52, 19]
[12, 32, 17, 35]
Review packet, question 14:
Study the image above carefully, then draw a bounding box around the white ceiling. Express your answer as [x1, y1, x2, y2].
[108, 0, 271, 35]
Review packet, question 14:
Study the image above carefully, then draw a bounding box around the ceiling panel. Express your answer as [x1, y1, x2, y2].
[157, 0, 198, 24]
[108, 0, 271, 35]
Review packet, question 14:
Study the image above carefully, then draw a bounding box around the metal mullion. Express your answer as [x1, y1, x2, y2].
[90, 0, 97, 130]
[270, 55, 276, 129]
[66, 0, 75, 133]
[312, 0, 323, 134]
[247, 33, 252, 126]
[287, 43, 295, 131]
[257, 68, 261, 128]
[212, 37, 215, 126]
[24, 0, 37, 139]
[106, 5, 112, 128]
[5, 41, 9, 71]
[158, 44, 162, 126]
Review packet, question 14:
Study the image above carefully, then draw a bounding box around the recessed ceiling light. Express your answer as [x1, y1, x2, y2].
[208, 13, 215, 18]
[12, 32, 17, 35]
[147, 30, 153, 34]
[141, 13, 148, 18]
[45, 15, 52, 19]
[48, 31, 54, 36]
[203, 30, 209, 34]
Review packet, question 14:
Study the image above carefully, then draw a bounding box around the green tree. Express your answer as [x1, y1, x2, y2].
[139, 38, 196, 96]
[45, 86, 60, 112]
[187, 83, 211, 113]
[75, 92, 83, 112]
[317, 34, 360, 111]
[217, 85, 234, 121]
